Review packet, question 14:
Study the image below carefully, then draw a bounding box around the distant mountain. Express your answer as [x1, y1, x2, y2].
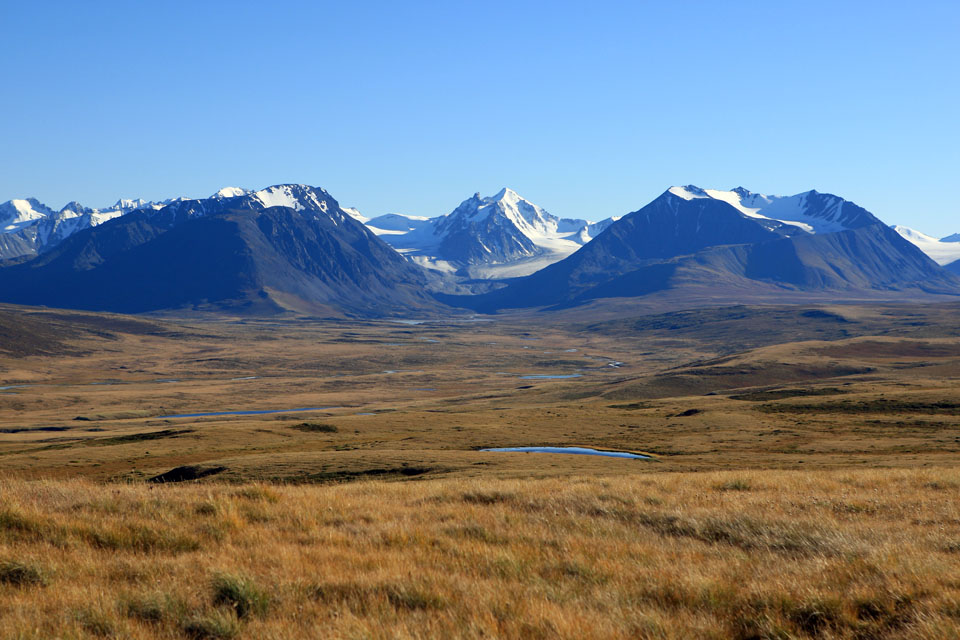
[0, 185, 440, 316]
[892, 226, 960, 266]
[0, 197, 167, 260]
[370, 188, 616, 280]
[448, 186, 960, 312]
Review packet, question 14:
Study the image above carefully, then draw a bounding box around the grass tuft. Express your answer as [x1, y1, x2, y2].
[714, 479, 753, 492]
[212, 573, 270, 619]
[443, 523, 505, 544]
[0, 507, 50, 542]
[0, 559, 46, 586]
[234, 486, 280, 503]
[308, 581, 445, 613]
[123, 592, 187, 625]
[82, 524, 201, 554]
[787, 598, 842, 636]
[384, 584, 446, 611]
[461, 490, 514, 505]
[182, 610, 242, 640]
[74, 607, 116, 637]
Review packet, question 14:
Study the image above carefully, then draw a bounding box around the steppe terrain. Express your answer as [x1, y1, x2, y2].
[2, 302, 960, 638]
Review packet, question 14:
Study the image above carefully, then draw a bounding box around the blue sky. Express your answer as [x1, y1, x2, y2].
[2, 1, 958, 234]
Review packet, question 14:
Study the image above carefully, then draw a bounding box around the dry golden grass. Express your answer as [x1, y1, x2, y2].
[3, 468, 960, 639]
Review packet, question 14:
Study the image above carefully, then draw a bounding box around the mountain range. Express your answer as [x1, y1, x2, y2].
[0, 183, 958, 316]
[443, 186, 960, 312]
[0, 185, 437, 316]
[0, 197, 172, 261]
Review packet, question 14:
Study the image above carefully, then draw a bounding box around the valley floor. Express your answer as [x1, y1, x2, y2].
[2, 302, 960, 637]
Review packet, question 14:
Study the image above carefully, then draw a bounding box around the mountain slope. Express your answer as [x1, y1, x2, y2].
[448, 186, 960, 312]
[0, 185, 439, 316]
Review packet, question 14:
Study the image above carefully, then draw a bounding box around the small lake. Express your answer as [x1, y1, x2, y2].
[158, 407, 339, 419]
[518, 374, 582, 380]
[481, 446, 649, 459]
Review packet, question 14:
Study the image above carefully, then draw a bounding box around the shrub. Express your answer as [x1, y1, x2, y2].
[290, 422, 338, 433]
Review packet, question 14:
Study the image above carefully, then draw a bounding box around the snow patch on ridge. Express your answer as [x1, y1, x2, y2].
[667, 185, 852, 235]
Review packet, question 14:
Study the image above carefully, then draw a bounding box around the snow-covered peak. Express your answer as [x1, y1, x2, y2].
[447, 188, 559, 239]
[251, 184, 329, 213]
[213, 187, 250, 199]
[892, 225, 960, 266]
[665, 185, 871, 234]
[667, 185, 709, 200]
[492, 187, 522, 203]
[1, 198, 56, 231]
[59, 201, 91, 215]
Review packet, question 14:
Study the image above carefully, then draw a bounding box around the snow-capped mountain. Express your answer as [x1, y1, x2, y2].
[0, 185, 355, 262]
[0, 184, 440, 316]
[892, 226, 960, 266]
[371, 188, 616, 279]
[448, 185, 960, 312]
[0, 197, 168, 260]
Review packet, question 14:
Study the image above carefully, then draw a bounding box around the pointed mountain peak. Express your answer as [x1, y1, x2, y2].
[941, 233, 960, 243]
[59, 201, 90, 214]
[492, 187, 521, 201]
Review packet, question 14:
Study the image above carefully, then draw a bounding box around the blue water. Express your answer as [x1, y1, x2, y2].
[518, 374, 582, 380]
[158, 407, 339, 419]
[481, 446, 649, 460]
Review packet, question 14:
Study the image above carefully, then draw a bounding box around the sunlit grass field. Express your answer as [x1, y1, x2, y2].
[3, 468, 960, 639]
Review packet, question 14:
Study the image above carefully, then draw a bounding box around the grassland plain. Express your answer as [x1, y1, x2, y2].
[2, 470, 960, 639]
[2, 302, 960, 637]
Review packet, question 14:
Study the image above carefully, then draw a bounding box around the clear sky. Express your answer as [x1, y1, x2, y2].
[2, 1, 958, 234]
